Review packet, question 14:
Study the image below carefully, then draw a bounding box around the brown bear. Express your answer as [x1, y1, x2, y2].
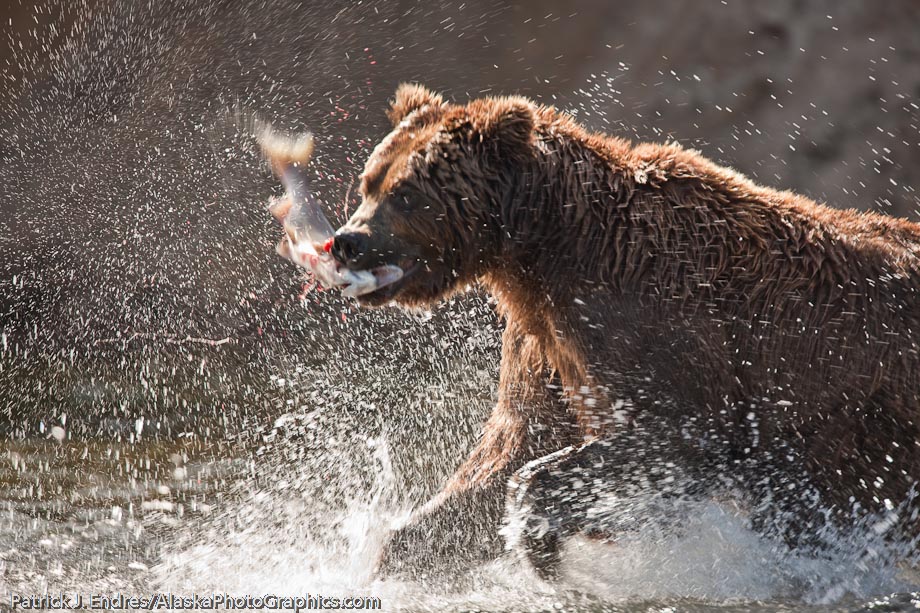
[326, 83, 920, 577]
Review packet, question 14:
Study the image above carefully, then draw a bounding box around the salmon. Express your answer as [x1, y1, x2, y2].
[258, 127, 403, 298]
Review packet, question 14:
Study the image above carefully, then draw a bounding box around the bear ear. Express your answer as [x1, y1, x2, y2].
[387, 83, 444, 126]
[473, 96, 536, 151]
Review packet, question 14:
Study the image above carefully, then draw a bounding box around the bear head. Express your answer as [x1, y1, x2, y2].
[331, 84, 537, 307]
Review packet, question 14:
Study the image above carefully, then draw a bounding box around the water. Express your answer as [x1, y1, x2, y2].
[4, 404, 919, 612]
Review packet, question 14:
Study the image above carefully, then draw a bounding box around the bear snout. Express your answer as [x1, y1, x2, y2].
[330, 230, 369, 268]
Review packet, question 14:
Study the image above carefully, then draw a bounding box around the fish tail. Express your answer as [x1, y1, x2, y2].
[256, 124, 315, 172]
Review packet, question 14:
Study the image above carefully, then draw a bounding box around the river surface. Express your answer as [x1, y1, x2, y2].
[3, 424, 918, 612]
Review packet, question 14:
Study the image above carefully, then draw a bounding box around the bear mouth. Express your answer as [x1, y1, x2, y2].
[352, 259, 420, 304]
[336, 262, 406, 298]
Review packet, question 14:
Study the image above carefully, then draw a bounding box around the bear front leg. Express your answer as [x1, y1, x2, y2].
[376, 326, 579, 579]
[505, 444, 587, 579]
[506, 435, 707, 580]
[374, 474, 506, 578]
[375, 402, 567, 578]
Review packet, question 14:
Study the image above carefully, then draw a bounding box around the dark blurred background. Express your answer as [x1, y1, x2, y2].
[1, 0, 919, 442]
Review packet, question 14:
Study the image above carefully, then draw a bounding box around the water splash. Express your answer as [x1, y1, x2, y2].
[151, 411, 920, 612]
[558, 500, 919, 606]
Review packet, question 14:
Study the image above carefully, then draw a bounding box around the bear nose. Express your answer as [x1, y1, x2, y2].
[331, 231, 368, 266]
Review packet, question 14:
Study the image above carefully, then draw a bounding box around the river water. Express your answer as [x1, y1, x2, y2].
[3, 393, 919, 612]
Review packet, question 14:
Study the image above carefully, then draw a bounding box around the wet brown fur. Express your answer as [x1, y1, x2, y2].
[341, 84, 920, 574]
